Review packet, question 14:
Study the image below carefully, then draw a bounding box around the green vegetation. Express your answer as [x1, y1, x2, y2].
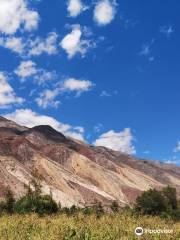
[0, 212, 179, 240]
[0, 175, 179, 239]
[0, 171, 59, 216]
[135, 186, 180, 220]
[111, 201, 119, 212]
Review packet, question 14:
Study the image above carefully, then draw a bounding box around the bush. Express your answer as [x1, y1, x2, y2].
[135, 189, 167, 215]
[135, 186, 180, 219]
[94, 203, 104, 218]
[162, 186, 177, 210]
[35, 195, 59, 215]
[15, 195, 58, 215]
[83, 207, 93, 215]
[0, 201, 6, 215]
[111, 201, 119, 212]
[170, 208, 180, 221]
[63, 205, 78, 215]
[0, 187, 16, 214]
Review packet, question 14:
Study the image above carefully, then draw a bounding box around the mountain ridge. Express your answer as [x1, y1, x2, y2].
[0, 117, 179, 207]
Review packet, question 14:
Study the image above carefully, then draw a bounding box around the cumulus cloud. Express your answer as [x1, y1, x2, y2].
[63, 78, 93, 94]
[0, 37, 24, 54]
[14, 60, 37, 80]
[28, 32, 58, 56]
[35, 89, 60, 109]
[0, 72, 24, 107]
[93, 0, 117, 26]
[0, 0, 39, 35]
[4, 109, 85, 141]
[0, 32, 58, 57]
[35, 78, 93, 108]
[94, 128, 136, 154]
[67, 0, 87, 17]
[34, 70, 57, 85]
[14, 60, 55, 84]
[60, 25, 95, 59]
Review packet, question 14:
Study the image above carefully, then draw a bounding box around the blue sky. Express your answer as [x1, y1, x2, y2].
[0, 0, 180, 164]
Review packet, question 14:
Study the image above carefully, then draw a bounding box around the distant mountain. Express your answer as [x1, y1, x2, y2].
[0, 117, 179, 207]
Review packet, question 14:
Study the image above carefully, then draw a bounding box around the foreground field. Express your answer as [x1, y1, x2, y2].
[0, 212, 179, 240]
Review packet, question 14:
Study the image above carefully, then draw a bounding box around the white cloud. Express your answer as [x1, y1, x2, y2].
[93, 0, 117, 26]
[0, 72, 24, 107]
[35, 78, 93, 108]
[14, 61, 55, 84]
[63, 78, 93, 93]
[35, 89, 60, 109]
[67, 0, 87, 17]
[0, 32, 58, 57]
[14, 60, 37, 79]
[173, 141, 180, 153]
[0, 37, 24, 54]
[160, 26, 174, 38]
[0, 0, 39, 35]
[94, 128, 136, 154]
[60, 25, 95, 59]
[4, 109, 85, 141]
[34, 70, 57, 85]
[28, 32, 58, 56]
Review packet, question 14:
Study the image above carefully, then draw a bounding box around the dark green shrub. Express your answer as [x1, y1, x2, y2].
[111, 201, 119, 212]
[4, 187, 15, 214]
[63, 205, 78, 215]
[35, 195, 59, 215]
[83, 207, 93, 215]
[0, 201, 6, 214]
[95, 202, 104, 218]
[135, 189, 167, 215]
[162, 186, 177, 210]
[14, 195, 33, 214]
[170, 208, 180, 221]
[69, 205, 77, 214]
[15, 195, 58, 215]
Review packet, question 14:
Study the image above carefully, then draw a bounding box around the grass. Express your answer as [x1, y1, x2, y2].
[0, 211, 179, 240]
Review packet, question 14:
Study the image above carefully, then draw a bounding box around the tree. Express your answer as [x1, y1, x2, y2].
[15, 194, 59, 215]
[135, 189, 167, 215]
[95, 202, 104, 218]
[111, 201, 119, 212]
[30, 169, 42, 197]
[162, 186, 177, 210]
[83, 207, 93, 215]
[0, 201, 6, 215]
[14, 170, 59, 215]
[4, 187, 15, 214]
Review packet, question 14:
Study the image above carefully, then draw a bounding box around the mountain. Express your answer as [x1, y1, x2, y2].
[0, 117, 179, 207]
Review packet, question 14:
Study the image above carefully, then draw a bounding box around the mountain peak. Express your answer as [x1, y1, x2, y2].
[28, 125, 67, 143]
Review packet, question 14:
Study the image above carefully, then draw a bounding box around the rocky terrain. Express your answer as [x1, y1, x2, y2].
[0, 116, 179, 207]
